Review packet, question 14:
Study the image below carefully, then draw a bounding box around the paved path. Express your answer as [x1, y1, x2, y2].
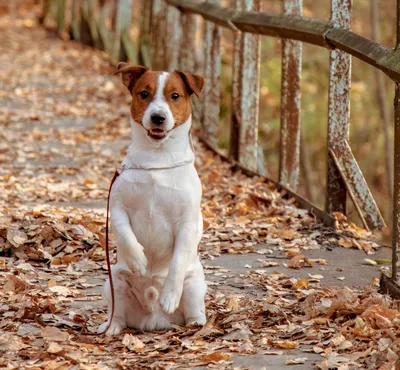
[0, 12, 396, 370]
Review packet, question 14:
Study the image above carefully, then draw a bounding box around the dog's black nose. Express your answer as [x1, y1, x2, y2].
[151, 113, 166, 125]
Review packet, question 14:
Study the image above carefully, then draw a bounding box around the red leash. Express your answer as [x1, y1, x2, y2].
[80, 170, 120, 336]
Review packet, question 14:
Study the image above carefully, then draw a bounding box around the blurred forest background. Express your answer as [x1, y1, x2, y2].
[1, 0, 397, 239]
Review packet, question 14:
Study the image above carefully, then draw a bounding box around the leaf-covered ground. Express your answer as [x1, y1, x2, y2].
[0, 13, 399, 370]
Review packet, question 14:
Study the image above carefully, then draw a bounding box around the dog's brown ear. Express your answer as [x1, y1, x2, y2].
[175, 70, 205, 98]
[114, 63, 148, 91]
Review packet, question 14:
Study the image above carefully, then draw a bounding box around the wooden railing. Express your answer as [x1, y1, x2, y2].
[40, 0, 400, 297]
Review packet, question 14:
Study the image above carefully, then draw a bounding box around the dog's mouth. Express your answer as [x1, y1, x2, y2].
[148, 128, 167, 140]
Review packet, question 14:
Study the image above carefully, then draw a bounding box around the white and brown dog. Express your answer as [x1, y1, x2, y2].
[97, 64, 207, 335]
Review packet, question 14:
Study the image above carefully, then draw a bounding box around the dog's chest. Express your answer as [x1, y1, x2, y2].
[117, 167, 199, 267]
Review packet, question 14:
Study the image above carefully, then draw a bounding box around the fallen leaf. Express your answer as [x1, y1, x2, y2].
[339, 237, 353, 248]
[7, 229, 27, 247]
[42, 326, 69, 342]
[277, 229, 298, 240]
[288, 255, 313, 269]
[122, 334, 145, 352]
[203, 352, 231, 363]
[285, 357, 308, 365]
[292, 278, 308, 289]
[49, 285, 72, 296]
[286, 248, 300, 257]
[48, 279, 57, 288]
[18, 324, 41, 337]
[272, 340, 299, 349]
[47, 342, 64, 354]
[261, 260, 279, 267]
[223, 325, 252, 341]
[226, 296, 241, 310]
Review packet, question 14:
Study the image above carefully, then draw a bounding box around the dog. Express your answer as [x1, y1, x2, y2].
[97, 63, 207, 335]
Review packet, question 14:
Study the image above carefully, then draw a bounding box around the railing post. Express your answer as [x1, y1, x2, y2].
[98, 0, 113, 56]
[86, 0, 101, 49]
[80, 0, 93, 46]
[325, 0, 352, 215]
[392, 0, 400, 283]
[164, 6, 182, 71]
[180, 12, 204, 126]
[150, 0, 167, 70]
[202, 0, 221, 146]
[278, 0, 302, 190]
[371, 0, 393, 200]
[180, 13, 197, 72]
[138, 0, 152, 68]
[56, 0, 67, 34]
[71, 0, 81, 41]
[119, 0, 138, 64]
[39, 0, 51, 24]
[230, 0, 261, 172]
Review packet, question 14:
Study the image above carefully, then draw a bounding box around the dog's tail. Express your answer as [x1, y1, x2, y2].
[143, 286, 159, 313]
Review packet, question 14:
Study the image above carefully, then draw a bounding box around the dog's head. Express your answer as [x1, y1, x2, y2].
[114, 63, 205, 143]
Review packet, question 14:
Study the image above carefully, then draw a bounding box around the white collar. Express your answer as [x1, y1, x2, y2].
[119, 157, 194, 173]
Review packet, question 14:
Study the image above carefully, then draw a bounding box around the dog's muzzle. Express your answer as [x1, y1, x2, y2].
[148, 112, 168, 140]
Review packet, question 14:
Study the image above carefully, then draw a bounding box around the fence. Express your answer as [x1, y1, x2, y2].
[39, 0, 400, 297]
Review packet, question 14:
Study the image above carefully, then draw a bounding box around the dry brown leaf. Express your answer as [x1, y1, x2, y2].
[272, 340, 299, 349]
[288, 255, 313, 269]
[6, 228, 27, 247]
[3, 274, 32, 293]
[226, 296, 241, 310]
[47, 342, 64, 354]
[277, 229, 298, 240]
[339, 237, 353, 248]
[313, 318, 330, 325]
[98, 232, 106, 250]
[361, 305, 400, 329]
[203, 352, 231, 364]
[42, 326, 69, 342]
[234, 216, 251, 225]
[48, 279, 57, 288]
[206, 170, 220, 184]
[333, 212, 347, 222]
[292, 278, 308, 290]
[122, 334, 145, 352]
[286, 248, 300, 257]
[285, 357, 308, 365]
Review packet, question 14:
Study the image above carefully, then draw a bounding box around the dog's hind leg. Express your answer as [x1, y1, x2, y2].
[181, 257, 207, 326]
[98, 265, 130, 336]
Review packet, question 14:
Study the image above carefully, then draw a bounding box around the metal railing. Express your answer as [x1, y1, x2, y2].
[40, 0, 400, 297]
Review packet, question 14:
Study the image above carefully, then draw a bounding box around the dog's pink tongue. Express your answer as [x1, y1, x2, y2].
[150, 129, 164, 137]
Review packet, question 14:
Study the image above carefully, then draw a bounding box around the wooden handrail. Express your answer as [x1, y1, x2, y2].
[166, 0, 400, 83]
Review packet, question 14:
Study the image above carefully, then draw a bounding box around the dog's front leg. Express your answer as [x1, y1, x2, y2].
[111, 206, 147, 276]
[159, 221, 197, 314]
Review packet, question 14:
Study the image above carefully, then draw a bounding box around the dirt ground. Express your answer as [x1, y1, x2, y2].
[0, 13, 399, 370]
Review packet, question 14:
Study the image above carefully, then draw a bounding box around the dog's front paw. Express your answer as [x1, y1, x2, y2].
[159, 282, 182, 314]
[121, 248, 147, 276]
[97, 320, 125, 336]
[127, 259, 147, 277]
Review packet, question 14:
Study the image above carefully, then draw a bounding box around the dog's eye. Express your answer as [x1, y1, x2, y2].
[139, 90, 149, 99]
[171, 93, 180, 101]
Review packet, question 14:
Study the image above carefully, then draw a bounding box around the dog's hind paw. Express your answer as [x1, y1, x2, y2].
[97, 320, 125, 336]
[186, 315, 206, 327]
